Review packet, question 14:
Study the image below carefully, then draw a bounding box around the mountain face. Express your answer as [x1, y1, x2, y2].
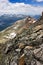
[0, 13, 43, 65]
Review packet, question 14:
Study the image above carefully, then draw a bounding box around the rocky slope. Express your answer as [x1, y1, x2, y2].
[0, 16, 36, 43]
[0, 13, 43, 65]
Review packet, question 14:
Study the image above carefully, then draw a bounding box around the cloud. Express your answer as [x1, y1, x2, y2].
[0, 0, 43, 15]
[35, 0, 43, 2]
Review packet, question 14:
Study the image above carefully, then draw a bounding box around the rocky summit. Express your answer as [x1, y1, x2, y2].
[0, 13, 43, 65]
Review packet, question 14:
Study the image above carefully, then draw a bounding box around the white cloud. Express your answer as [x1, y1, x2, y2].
[0, 0, 43, 15]
[35, 0, 43, 2]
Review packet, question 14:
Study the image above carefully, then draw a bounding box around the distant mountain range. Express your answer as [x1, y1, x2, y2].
[33, 15, 40, 19]
[0, 14, 27, 31]
[0, 14, 40, 31]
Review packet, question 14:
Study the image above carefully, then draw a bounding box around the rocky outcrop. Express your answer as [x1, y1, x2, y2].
[0, 13, 43, 65]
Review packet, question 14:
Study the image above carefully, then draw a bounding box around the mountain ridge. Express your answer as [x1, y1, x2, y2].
[0, 14, 40, 31]
[0, 12, 43, 65]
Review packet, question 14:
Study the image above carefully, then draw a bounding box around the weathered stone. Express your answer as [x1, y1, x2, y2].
[4, 43, 14, 54]
[34, 47, 43, 62]
[18, 43, 25, 49]
[4, 57, 10, 65]
[31, 59, 36, 65]
[33, 48, 41, 54]
[15, 49, 21, 52]
[10, 61, 17, 65]
[10, 56, 18, 65]
[35, 60, 43, 65]
[25, 46, 33, 50]
[19, 54, 25, 65]
[24, 48, 33, 65]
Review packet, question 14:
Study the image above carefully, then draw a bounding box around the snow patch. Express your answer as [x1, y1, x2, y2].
[9, 32, 16, 39]
[33, 21, 36, 23]
[4, 32, 16, 39]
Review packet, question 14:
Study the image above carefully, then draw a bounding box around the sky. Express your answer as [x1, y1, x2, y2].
[0, 0, 43, 16]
